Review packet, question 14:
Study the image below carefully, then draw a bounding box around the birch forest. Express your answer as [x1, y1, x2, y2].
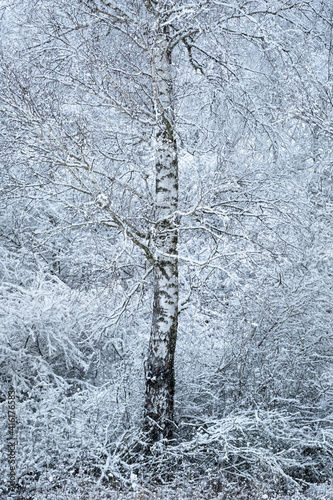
[0, 1, 332, 498]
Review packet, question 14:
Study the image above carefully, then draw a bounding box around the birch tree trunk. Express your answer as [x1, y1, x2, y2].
[144, 24, 179, 444]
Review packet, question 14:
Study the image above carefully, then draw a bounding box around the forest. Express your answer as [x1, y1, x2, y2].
[0, 1, 332, 498]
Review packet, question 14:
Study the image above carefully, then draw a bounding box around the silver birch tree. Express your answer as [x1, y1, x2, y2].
[0, 0, 315, 449]
[143, 13, 179, 443]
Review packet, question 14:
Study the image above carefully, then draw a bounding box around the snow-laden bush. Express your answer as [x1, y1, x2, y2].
[177, 409, 333, 486]
[76, 408, 332, 491]
[0, 249, 145, 493]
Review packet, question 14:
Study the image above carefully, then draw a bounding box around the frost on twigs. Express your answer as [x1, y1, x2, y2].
[176, 408, 333, 488]
[96, 193, 109, 208]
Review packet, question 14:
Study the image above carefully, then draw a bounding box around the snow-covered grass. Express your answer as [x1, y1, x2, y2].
[3, 473, 333, 500]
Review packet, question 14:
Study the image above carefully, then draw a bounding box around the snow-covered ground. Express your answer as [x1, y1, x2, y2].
[4, 476, 333, 500]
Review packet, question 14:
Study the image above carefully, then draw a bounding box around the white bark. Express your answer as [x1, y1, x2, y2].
[144, 25, 179, 443]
